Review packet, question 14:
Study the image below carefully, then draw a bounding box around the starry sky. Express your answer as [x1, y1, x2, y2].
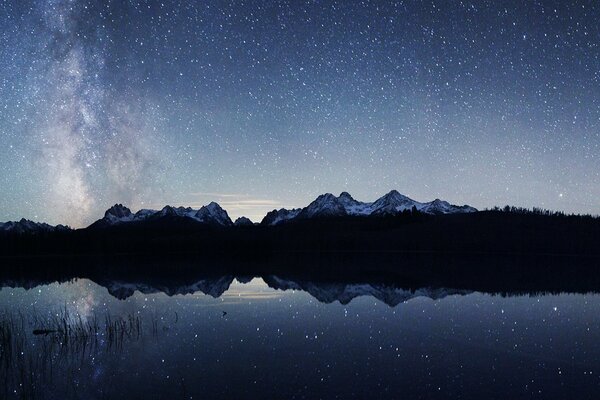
[0, 0, 599, 227]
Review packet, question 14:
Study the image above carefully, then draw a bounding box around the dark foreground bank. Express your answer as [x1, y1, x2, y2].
[1, 210, 599, 295]
[1, 210, 600, 258]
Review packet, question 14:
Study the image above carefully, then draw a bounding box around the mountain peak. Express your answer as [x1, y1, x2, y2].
[205, 202, 222, 211]
[234, 216, 254, 226]
[339, 191, 354, 200]
[260, 208, 302, 225]
[370, 190, 416, 215]
[104, 204, 132, 219]
[384, 189, 409, 200]
[196, 202, 233, 226]
[336, 191, 373, 215]
[297, 193, 347, 219]
[159, 205, 178, 216]
[317, 193, 337, 201]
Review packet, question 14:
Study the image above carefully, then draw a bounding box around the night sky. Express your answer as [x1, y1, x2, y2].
[0, 0, 598, 227]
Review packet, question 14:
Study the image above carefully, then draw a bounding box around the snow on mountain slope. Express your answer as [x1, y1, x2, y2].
[84, 190, 478, 229]
[260, 208, 302, 226]
[296, 193, 348, 219]
[370, 190, 421, 215]
[156, 205, 196, 219]
[194, 202, 233, 226]
[261, 190, 477, 225]
[337, 192, 373, 215]
[133, 209, 156, 220]
[103, 204, 134, 223]
[91, 201, 234, 228]
[419, 199, 478, 215]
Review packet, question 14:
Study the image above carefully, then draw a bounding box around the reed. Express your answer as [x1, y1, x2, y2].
[0, 308, 158, 400]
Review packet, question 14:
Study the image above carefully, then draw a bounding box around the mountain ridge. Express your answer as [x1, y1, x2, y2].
[262, 190, 477, 225]
[0, 190, 477, 232]
[0, 218, 71, 234]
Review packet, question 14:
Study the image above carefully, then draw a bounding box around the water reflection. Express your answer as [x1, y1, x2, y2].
[1, 277, 600, 399]
[86, 275, 470, 306]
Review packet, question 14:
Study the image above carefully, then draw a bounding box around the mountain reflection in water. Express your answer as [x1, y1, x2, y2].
[98, 275, 472, 306]
[2, 273, 600, 399]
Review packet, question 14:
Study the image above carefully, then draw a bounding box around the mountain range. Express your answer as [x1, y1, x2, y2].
[89, 201, 234, 229]
[0, 190, 477, 233]
[102, 276, 470, 306]
[92, 190, 476, 229]
[264, 190, 476, 225]
[0, 273, 470, 306]
[0, 219, 70, 234]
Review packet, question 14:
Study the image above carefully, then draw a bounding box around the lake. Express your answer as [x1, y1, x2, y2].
[1, 275, 600, 399]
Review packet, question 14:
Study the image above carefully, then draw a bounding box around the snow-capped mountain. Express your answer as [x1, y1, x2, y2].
[6, 190, 476, 232]
[261, 208, 302, 226]
[156, 205, 195, 219]
[195, 202, 233, 226]
[91, 204, 150, 228]
[90, 201, 234, 228]
[370, 190, 419, 215]
[103, 204, 135, 223]
[337, 191, 373, 215]
[297, 193, 348, 219]
[261, 190, 477, 225]
[0, 218, 70, 234]
[419, 199, 477, 215]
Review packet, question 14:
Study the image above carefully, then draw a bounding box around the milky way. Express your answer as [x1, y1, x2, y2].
[35, 0, 169, 226]
[0, 1, 599, 226]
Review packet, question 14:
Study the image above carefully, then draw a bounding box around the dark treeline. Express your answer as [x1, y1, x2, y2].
[0, 208, 600, 259]
[488, 205, 597, 219]
[1, 207, 600, 292]
[1, 210, 600, 259]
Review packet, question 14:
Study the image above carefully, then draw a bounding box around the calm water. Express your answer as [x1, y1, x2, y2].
[1, 277, 600, 399]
